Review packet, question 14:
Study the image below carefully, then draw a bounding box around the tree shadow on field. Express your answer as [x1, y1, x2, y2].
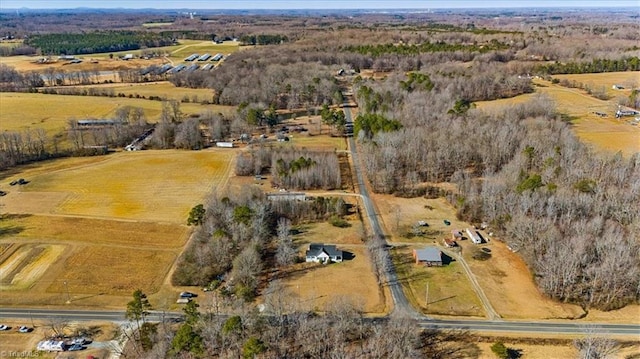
[341, 250, 355, 261]
[0, 225, 25, 237]
[0, 214, 31, 238]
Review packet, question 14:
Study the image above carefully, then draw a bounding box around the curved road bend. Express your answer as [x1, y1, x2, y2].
[343, 104, 417, 318]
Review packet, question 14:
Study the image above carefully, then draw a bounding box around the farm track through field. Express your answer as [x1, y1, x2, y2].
[0, 243, 18, 264]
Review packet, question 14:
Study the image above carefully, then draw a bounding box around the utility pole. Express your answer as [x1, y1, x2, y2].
[63, 281, 71, 304]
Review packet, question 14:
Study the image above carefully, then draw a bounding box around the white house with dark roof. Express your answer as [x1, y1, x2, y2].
[305, 243, 343, 263]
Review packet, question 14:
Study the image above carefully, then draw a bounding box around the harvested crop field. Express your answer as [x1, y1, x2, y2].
[0, 244, 66, 290]
[1, 215, 188, 250]
[47, 245, 176, 295]
[0, 214, 189, 305]
[0, 92, 233, 135]
[0, 147, 236, 307]
[4, 149, 235, 223]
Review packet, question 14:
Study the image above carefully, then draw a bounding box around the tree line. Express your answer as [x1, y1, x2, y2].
[537, 56, 640, 75]
[125, 288, 478, 359]
[24, 31, 174, 55]
[345, 39, 510, 57]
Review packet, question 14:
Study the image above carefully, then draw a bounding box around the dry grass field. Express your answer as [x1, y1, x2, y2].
[277, 132, 349, 151]
[0, 92, 233, 135]
[476, 73, 640, 156]
[166, 41, 239, 61]
[0, 148, 237, 307]
[552, 71, 639, 98]
[278, 220, 390, 315]
[461, 239, 585, 320]
[392, 246, 485, 317]
[83, 81, 218, 102]
[474, 340, 640, 359]
[2, 149, 234, 222]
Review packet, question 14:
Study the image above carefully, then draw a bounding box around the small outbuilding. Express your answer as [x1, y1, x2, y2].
[443, 238, 457, 248]
[412, 247, 443, 266]
[466, 228, 483, 244]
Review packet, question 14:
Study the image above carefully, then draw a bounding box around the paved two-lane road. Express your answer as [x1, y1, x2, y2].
[1, 308, 638, 337]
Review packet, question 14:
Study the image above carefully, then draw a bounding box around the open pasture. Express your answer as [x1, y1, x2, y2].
[552, 71, 639, 97]
[535, 81, 640, 156]
[283, 246, 387, 314]
[0, 92, 232, 135]
[476, 77, 640, 156]
[166, 40, 239, 61]
[276, 220, 389, 315]
[3, 149, 234, 223]
[88, 81, 218, 103]
[391, 246, 485, 317]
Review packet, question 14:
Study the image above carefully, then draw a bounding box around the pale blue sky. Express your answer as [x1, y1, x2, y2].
[1, 0, 638, 9]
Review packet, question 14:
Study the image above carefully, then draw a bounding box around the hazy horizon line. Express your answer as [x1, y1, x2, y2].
[2, 5, 638, 10]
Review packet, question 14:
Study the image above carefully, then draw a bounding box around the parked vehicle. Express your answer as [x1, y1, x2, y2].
[71, 337, 91, 345]
[0, 324, 9, 330]
[179, 291, 197, 298]
[18, 326, 30, 333]
[67, 343, 84, 351]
